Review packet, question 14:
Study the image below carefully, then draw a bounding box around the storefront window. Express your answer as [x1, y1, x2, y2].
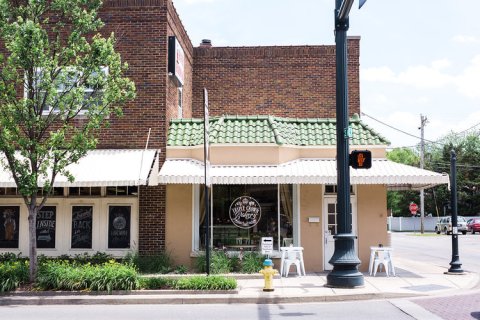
[198, 184, 295, 252]
[0, 206, 20, 248]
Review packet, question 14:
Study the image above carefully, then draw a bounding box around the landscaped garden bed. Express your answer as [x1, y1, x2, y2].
[0, 250, 266, 293]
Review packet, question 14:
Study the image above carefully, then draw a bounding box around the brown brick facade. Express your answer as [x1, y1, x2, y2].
[192, 38, 360, 118]
[96, 0, 194, 254]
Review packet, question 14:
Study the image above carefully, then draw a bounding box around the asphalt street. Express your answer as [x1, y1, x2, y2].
[392, 232, 480, 274]
[0, 301, 416, 320]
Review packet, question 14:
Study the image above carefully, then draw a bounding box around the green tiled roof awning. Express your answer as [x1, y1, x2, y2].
[167, 114, 390, 147]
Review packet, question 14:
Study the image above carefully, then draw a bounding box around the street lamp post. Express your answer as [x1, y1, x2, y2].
[447, 150, 463, 274]
[326, 0, 365, 288]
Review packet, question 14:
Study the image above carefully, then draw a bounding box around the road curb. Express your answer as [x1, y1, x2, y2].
[0, 292, 421, 306]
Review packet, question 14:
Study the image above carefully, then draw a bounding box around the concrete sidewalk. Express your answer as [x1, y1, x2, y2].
[1, 257, 478, 306]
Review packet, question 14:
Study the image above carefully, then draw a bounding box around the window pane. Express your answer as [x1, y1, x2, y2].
[79, 187, 91, 196]
[199, 185, 293, 251]
[5, 188, 17, 196]
[328, 214, 336, 225]
[36, 206, 56, 249]
[0, 206, 20, 248]
[279, 185, 293, 247]
[71, 206, 93, 249]
[127, 186, 138, 196]
[106, 187, 117, 196]
[328, 203, 336, 214]
[108, 206, 131, 249]
[90, 187, 101, 196]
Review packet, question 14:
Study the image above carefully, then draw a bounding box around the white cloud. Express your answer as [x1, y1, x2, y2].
[361, 66, 396, 82]
[454, 55, 480, 98]
[362, 59, 452, 88]
[452, 35, 479, 44]
[362, 56, 480, 99]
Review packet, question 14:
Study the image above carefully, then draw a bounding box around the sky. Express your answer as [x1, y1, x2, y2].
[172, 0, 480, 149]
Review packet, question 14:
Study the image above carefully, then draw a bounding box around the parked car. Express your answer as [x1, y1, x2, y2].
[435, 216, 468, 235]
[467, 217, 480, 234]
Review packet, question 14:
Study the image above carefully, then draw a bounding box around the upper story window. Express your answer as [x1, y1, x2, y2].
[28, 66, 108, 115]
[178, 87, 183, 118]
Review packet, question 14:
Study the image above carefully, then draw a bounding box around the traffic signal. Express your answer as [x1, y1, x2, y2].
[349, 150, 372, 169]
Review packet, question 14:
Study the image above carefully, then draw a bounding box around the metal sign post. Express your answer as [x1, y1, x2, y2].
[203, 88, 211, 275]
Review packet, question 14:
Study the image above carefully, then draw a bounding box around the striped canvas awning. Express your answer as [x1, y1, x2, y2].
[0, 149, 159, 187]
[158, 158, 449, 190]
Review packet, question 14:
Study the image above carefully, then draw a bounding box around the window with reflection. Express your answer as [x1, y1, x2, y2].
[198, 184, 295, 251]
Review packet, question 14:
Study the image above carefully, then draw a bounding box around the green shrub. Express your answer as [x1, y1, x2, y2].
[37, 260, 138, 293]
[89, 252, 115, 265]
[138, 277, 177, 289]
[0, 252, 23, 263]
[210, 251, 232, 274]
[240, 252, 265, 273]
[174, 276, 236, 290]
[0, 260, 29, 292]
[125, 251, 173, 274]
[173, 265, 188, 274]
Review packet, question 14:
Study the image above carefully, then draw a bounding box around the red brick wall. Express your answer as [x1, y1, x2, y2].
[97, 0, 168, 150]
[192, 37, 360, 118]
[139, 185, 166, 254]
[166, 1, 194, 123]
[97, 0, 193, 254]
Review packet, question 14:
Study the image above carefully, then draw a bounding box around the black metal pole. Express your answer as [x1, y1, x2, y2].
[448, 150, 463, 273]
[326, 0, 363, 288]
[203, 88, 210, 276]
[204, 184, 210, 275]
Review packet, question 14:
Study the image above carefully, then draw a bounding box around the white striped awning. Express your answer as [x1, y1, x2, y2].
[0, 149, 159, 187]
[158, 158, 449, 190]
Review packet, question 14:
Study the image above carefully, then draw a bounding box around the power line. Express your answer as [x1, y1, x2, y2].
[361, 112, 438, 144]
[361, 111, 480, 149]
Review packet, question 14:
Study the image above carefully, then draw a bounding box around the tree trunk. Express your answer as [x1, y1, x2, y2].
[28, 206, 38, 283]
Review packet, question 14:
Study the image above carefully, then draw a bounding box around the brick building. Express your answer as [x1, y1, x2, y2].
[0, 0, 448, 272]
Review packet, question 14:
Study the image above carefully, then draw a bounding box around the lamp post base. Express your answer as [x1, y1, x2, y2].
[326, 234, 364, 288]
[448, 259, 463, 274]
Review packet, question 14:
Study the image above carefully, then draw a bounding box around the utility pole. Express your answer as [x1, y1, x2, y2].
[419, 115, 427, 233]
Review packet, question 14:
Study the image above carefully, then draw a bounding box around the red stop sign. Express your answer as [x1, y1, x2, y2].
[409, 202, 418, 215]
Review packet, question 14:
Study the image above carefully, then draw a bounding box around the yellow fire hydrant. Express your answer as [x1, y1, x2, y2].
[259, 259, 278, 292]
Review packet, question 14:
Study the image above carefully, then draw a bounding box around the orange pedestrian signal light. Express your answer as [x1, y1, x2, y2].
[349, 150, 372, 169]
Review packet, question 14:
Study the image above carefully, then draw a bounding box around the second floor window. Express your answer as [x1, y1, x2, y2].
[27, 66, 108, 115]
[178, 87, 183, 118]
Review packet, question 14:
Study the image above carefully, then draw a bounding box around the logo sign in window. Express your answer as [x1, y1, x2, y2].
[229, 196, 262, 229]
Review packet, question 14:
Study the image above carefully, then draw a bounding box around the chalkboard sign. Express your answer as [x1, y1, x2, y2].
[71, 206, 93, 249]
[108, 206, 131, 249]
[0, 206, 20, 248]
[36, 206, 56, 249]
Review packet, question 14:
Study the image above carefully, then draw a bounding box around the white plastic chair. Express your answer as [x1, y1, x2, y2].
[283, 250, 302, 277]
[372, 251, 391, 277]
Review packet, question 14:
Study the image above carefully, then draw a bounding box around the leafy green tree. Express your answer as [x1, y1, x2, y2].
[386, 148, 420, 216]
[425, 133, 480, 217]
[0, 0, 135, 282]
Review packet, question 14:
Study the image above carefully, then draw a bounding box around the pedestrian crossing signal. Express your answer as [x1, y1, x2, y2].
[349, 150, 372, 169]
